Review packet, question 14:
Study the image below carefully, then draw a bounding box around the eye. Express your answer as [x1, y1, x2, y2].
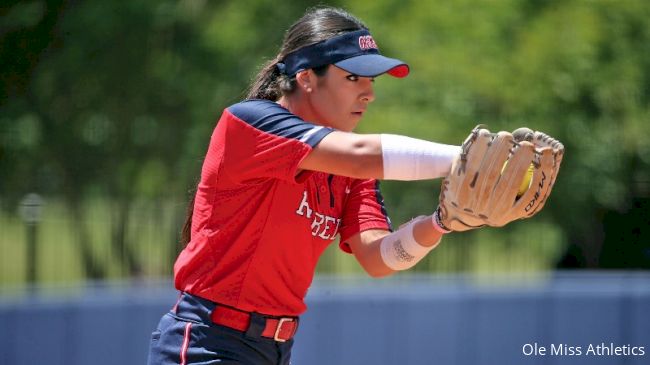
[346, 74, 375, 83]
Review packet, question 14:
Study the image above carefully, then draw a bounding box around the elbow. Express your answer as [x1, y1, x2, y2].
[346, 137, 382, 179]
[359, 260, 394, 279]
[366, 268, 393, 279]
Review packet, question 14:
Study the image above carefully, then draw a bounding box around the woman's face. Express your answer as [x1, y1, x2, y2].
[306, 66, 376, 132]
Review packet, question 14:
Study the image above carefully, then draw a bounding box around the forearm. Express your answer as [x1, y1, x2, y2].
[299, 131, 460, 180]
[380, 134, 460, 180]
[351, 215, 446, 277]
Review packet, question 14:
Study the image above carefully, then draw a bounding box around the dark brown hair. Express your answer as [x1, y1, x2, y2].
[180, 7, 367, 246]
[246, 6, 368, 101]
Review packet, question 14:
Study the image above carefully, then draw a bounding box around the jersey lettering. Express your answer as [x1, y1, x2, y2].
[311, 213, 325, 236]
[319, 216, 338, 239]
[295, 191, 313, 218]
[295, 191, 340, 240]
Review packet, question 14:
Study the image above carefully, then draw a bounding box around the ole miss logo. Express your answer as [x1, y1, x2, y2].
[358, 35, 378, 50]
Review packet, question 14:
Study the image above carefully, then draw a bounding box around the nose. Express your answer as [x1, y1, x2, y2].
[360, 79, 375, 103]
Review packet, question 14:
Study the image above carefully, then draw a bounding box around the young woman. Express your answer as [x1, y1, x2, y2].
[148, 6, 462, 365]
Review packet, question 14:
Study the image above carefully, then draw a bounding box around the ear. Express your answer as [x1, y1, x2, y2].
[295, 70, 314, 93]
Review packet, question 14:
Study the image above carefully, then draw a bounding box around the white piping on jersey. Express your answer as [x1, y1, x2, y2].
[299, 126, 324, 143]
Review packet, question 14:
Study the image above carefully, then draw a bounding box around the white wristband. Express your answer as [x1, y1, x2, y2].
[379, 219, 437, 271]
[381, 134, 461, 181]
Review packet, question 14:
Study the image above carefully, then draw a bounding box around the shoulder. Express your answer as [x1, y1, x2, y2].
[225, 99, 333, 146]
[227, 99, 297, 124]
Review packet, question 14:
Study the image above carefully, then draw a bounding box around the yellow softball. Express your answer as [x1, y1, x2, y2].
[518, 164, 534, 197]
[502, 162, 534, 197]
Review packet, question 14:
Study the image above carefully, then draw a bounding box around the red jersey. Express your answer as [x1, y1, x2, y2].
[174, 100, 392, 316]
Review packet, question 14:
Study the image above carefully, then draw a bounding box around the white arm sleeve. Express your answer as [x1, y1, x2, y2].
[379, 218, 440, 271]
[380, 134, 461, 180]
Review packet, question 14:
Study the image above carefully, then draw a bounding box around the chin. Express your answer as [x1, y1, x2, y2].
[340, 121, 359, 132]
[326, 118, 358, 132]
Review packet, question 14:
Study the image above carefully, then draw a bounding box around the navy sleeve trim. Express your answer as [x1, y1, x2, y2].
[228, 100, 334, 147]
[374, 180, 393, 231]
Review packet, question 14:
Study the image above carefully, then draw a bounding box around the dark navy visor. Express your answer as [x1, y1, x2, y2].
[277, 29, 409, 78]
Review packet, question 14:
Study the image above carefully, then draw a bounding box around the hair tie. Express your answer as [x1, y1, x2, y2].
[275, 62, 287, 75]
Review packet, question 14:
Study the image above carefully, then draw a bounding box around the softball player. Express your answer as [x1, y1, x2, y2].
[148, 6, 460, 365]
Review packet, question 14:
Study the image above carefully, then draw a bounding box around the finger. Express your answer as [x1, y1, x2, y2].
[488, 141, 535, 225]
[512, 127, 534, 142]
[531, 145, 564, 215]
[513, 147, 555, 217]
[472, 131, 514, 214]
[453, 127, 492, 207]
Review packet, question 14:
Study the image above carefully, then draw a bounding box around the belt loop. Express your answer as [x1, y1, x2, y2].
[244, 312, 266, 340]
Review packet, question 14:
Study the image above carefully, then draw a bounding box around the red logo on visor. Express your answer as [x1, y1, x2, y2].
[358, 35, 378, 50]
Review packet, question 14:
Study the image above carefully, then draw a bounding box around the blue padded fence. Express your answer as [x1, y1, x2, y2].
[0, 272, 648, 365]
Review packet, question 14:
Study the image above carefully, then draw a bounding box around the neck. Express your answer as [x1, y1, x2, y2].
[278, 93, 324, 127]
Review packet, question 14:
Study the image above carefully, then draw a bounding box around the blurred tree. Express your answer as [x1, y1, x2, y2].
[351, 0, 650, 269]
[1, 0, 648, 283]
[1, 0, 333, 281]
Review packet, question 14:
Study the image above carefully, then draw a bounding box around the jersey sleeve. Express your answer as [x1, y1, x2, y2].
[338, 179, 393, 253]
[206, 100, 334, 184]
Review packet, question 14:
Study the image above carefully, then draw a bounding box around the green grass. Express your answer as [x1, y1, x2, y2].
[0, 197, 181, 286]
[1, 197, 567, 288]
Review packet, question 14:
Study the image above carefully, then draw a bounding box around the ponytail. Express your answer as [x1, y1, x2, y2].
[180, 193, 195, 247]
[246, 57, 296, 101]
